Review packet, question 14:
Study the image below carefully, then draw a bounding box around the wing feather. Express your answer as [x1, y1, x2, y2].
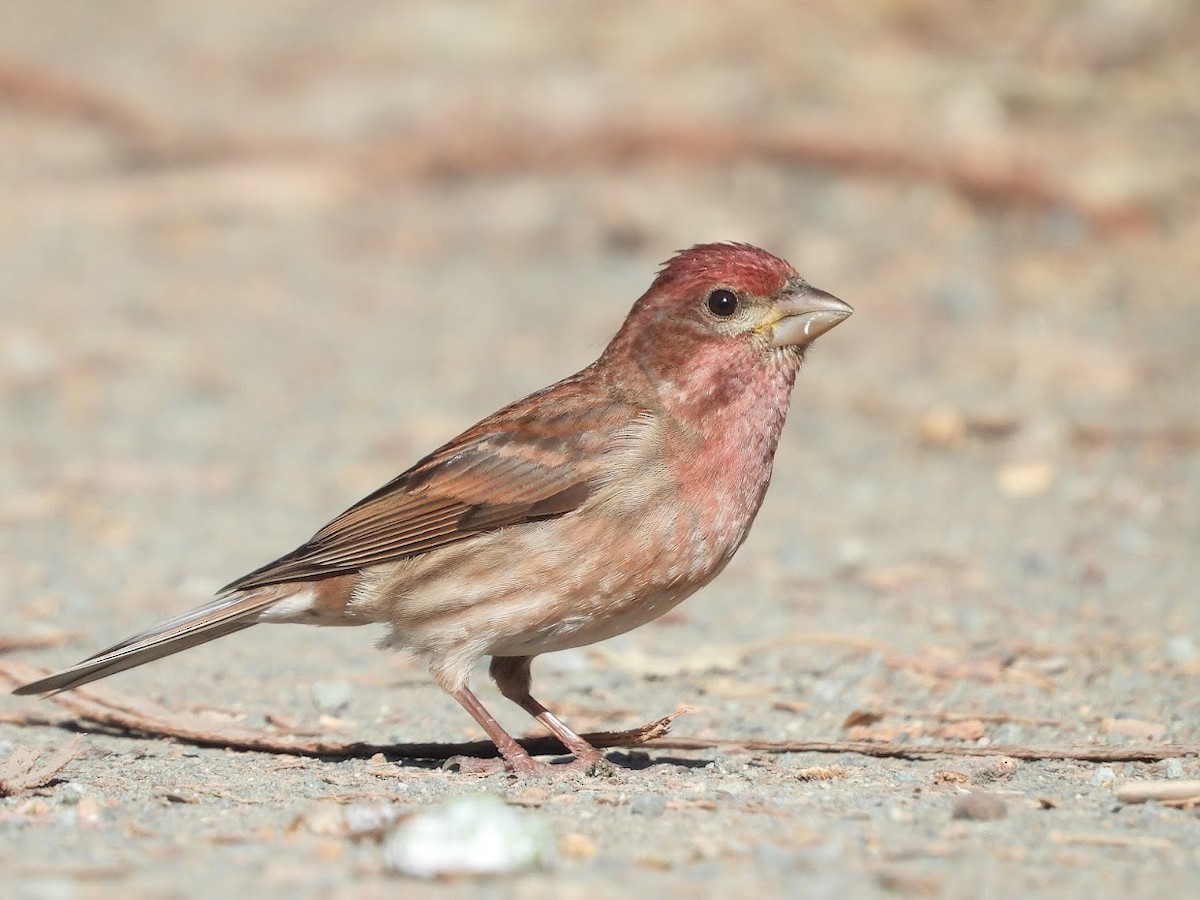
[223, 371, 634, 592]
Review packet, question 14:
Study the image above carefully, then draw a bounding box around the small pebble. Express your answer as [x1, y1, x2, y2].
[311, 680, 354, 714]
[952, 792, 1008, 821]
[710, 755, 751, 775]
[996, 460, 1055, 497]
[878, 866, 945, 896]
[559, 832, 597, 860]
[1165, 759, 1185, 780]
[917, 405, 967, 447]
[382, 794, 554, 878]
[343, 801, 405, 837]
[1090, 767, 1117, 786]
[971, 756, 1019, 781]
[59, 782, 87, 806]
[629, 793, 666, 817]
[73, 794, 104, 827]
[1166, 636, 1197, 667]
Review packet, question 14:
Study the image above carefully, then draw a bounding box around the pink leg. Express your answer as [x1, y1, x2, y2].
[489, 656, 602, 764]
[449, 684, 541, 774]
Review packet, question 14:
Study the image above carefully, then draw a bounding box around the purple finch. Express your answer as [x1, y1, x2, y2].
[16, 243, 852, 773]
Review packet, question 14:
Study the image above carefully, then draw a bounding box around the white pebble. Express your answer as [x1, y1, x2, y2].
[1167, 636, 1197, 666]
[382, 794, 554, 878]
[311, 679, 354, 713]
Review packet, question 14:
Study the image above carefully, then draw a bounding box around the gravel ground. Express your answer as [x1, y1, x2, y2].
[2, 4, 1198, 898]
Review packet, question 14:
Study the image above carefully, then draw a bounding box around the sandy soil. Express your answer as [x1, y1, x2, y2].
[2, 3, 1198, 897]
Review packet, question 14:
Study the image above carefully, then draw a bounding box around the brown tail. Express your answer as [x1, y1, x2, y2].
[12, 591, 281, 696]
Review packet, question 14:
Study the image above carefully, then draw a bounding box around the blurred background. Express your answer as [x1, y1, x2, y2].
[3, 0, 1196, 620]
[2, 1, 1199, 892]
[4, 0, 1199, 694]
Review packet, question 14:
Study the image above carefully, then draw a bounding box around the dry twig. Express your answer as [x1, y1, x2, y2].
[3, 662, 1195, 765]
[1113, 780, 1200, 806]
[643, 736, 1198, 764]
[0, 661, 679, 760]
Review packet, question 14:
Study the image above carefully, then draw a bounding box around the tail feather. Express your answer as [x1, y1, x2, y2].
[12, 591, 279, 696]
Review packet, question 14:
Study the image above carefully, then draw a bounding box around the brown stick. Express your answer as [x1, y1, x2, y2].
[640, 736, 1199, 764]
[1113, 780, 1200, 805]
[4, 662, 1194, 764]
[0, 661, 678, 760]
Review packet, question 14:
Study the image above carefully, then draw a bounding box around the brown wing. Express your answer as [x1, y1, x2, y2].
[223, 371, 630, 592]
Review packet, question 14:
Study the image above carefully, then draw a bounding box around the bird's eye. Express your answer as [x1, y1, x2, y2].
[706, 289, 739, 318]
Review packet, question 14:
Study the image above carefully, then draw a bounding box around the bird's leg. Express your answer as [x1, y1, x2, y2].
[489, 656, 603, 765]
[448, 684, 541, 774]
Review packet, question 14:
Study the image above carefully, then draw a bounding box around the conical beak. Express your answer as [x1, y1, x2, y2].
[769, 283, 853, 349]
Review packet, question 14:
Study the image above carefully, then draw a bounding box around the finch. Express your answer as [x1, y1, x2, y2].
[15, 242, 852, 773]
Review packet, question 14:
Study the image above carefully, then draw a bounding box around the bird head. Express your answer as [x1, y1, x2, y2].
[602, 243, 852, 411]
